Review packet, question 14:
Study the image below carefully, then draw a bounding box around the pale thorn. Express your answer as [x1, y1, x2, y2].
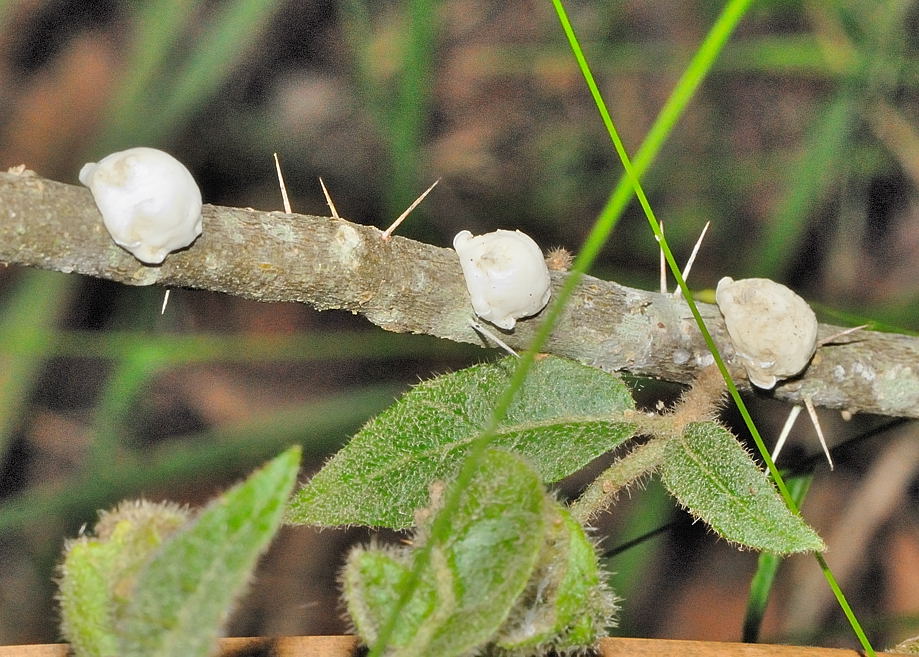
[382, 179, 440, 241]
[161, 288, 171, 315]
[804, 394, 834, 470]
[771, 404, 802, 463]
[469, 319, 519, 357]
[319, 176, 340, 219]
[673, 221, 710, 300]
[657, 221, 666, 294]
[817, 324, 868, 348]
[273, 153, 292, 214]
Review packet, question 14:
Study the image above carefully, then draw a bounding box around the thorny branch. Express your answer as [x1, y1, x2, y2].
[2, 169, 919, 419]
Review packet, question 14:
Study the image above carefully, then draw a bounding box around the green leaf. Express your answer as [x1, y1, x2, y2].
[342, 449, 548, 657]
[496, 502, 617, 653]
[659, 422, 825, 554]
[342, 547, 446, 651]
[288, 356, 636, 528]
[58, 538, 122, 657]
[58, 501, 190, 657]
[118, 446, 301, 657]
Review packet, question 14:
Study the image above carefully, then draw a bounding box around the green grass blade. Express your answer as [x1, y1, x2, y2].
[752, 93, 857, 278]
[385, 0, 438, 219]
[340, 0, 390, 131]
[0, 385, 398, 535]
[552, 1, 876, 653]
[366, 2, 757, 655]
[0, 1, 15, 30]
[743, 473, 814, 642]
[602, 481, 671, 635]
[754, 0, 913, 278]
[87, 347, 163, 470]
[152, 0, 281, 139]
[594, 0, 757, 237]
[95, 0, 196, 152]
[340, 0, 439, 222]
[0, 270, 74, 468]
[808, 301, 918, 336]
[50, 329, 475, 363]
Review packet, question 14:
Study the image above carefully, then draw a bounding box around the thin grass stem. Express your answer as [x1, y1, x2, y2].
[553, 1, 876, 653]
[743, 473, 813, 642]
[367, 1, 759, 654]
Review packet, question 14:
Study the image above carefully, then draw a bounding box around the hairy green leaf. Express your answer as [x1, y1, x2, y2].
[343, 449, 548, 657]
[288, 356, 636, 528]
[660, 422, 824, 554]
[496, 502, 616, 654]
[118, 446, 301, 657]
[343, 547, 446, 652]
[58, 501, 189, 657]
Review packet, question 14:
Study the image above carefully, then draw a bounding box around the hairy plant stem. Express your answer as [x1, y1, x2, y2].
[570, 436, 669, 525]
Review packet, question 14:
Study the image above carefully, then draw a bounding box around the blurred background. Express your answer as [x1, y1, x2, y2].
[1, 0, 918, 649]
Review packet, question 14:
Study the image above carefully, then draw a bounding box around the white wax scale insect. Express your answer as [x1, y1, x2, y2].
[715, 276, 818, 389]
[79, 147, 203, 264]
[453, 229, 551, 330]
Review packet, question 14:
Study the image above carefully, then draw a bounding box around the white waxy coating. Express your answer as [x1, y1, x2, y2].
[453, 229, 551, 330]
[79, 147, 202, 264]
[715, 276, 819, 389]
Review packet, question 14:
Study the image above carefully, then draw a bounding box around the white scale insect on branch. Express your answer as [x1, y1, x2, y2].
[715, 276, 819, 391]
[453, 229, 552, 331]
[79, 147, 203, 265]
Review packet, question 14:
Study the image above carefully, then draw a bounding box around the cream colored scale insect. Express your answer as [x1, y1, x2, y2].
[714, 277, 819, 390]
[713, 275, 842, 469]
[453, 229, 551, 331]
[80, 147, 203, 265]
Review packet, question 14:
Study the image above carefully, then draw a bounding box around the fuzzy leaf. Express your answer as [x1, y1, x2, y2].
[58, 501, 189, 657]
[343, 448, 548, 657]
[660, 422, 825, 554]
[118, 446, 301, 657]
[58, 539, 121, 657]
[342, 548, 446, 651]
[496, 502, 616, 653]
[288, 356, 636, 528]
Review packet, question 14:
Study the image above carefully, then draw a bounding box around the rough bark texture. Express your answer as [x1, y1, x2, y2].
[2, 169, 918, 419]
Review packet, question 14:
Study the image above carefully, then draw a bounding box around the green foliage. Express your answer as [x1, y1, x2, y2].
[293, 356, 827, 654]
[57, 447, 301, 657]
[659, 422, 825, 554]
[341, 449, 615, 657]
[494, 503, 616, 654]
[288, 356, 636, 529]
[0, 270, 75, 471]
[343, 448, 547, 656]
[97, 0, 284, 151]
[57, 501, 189, 657]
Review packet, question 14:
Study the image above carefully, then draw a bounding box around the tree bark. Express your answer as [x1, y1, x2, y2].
[3, 169, 918, 419]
